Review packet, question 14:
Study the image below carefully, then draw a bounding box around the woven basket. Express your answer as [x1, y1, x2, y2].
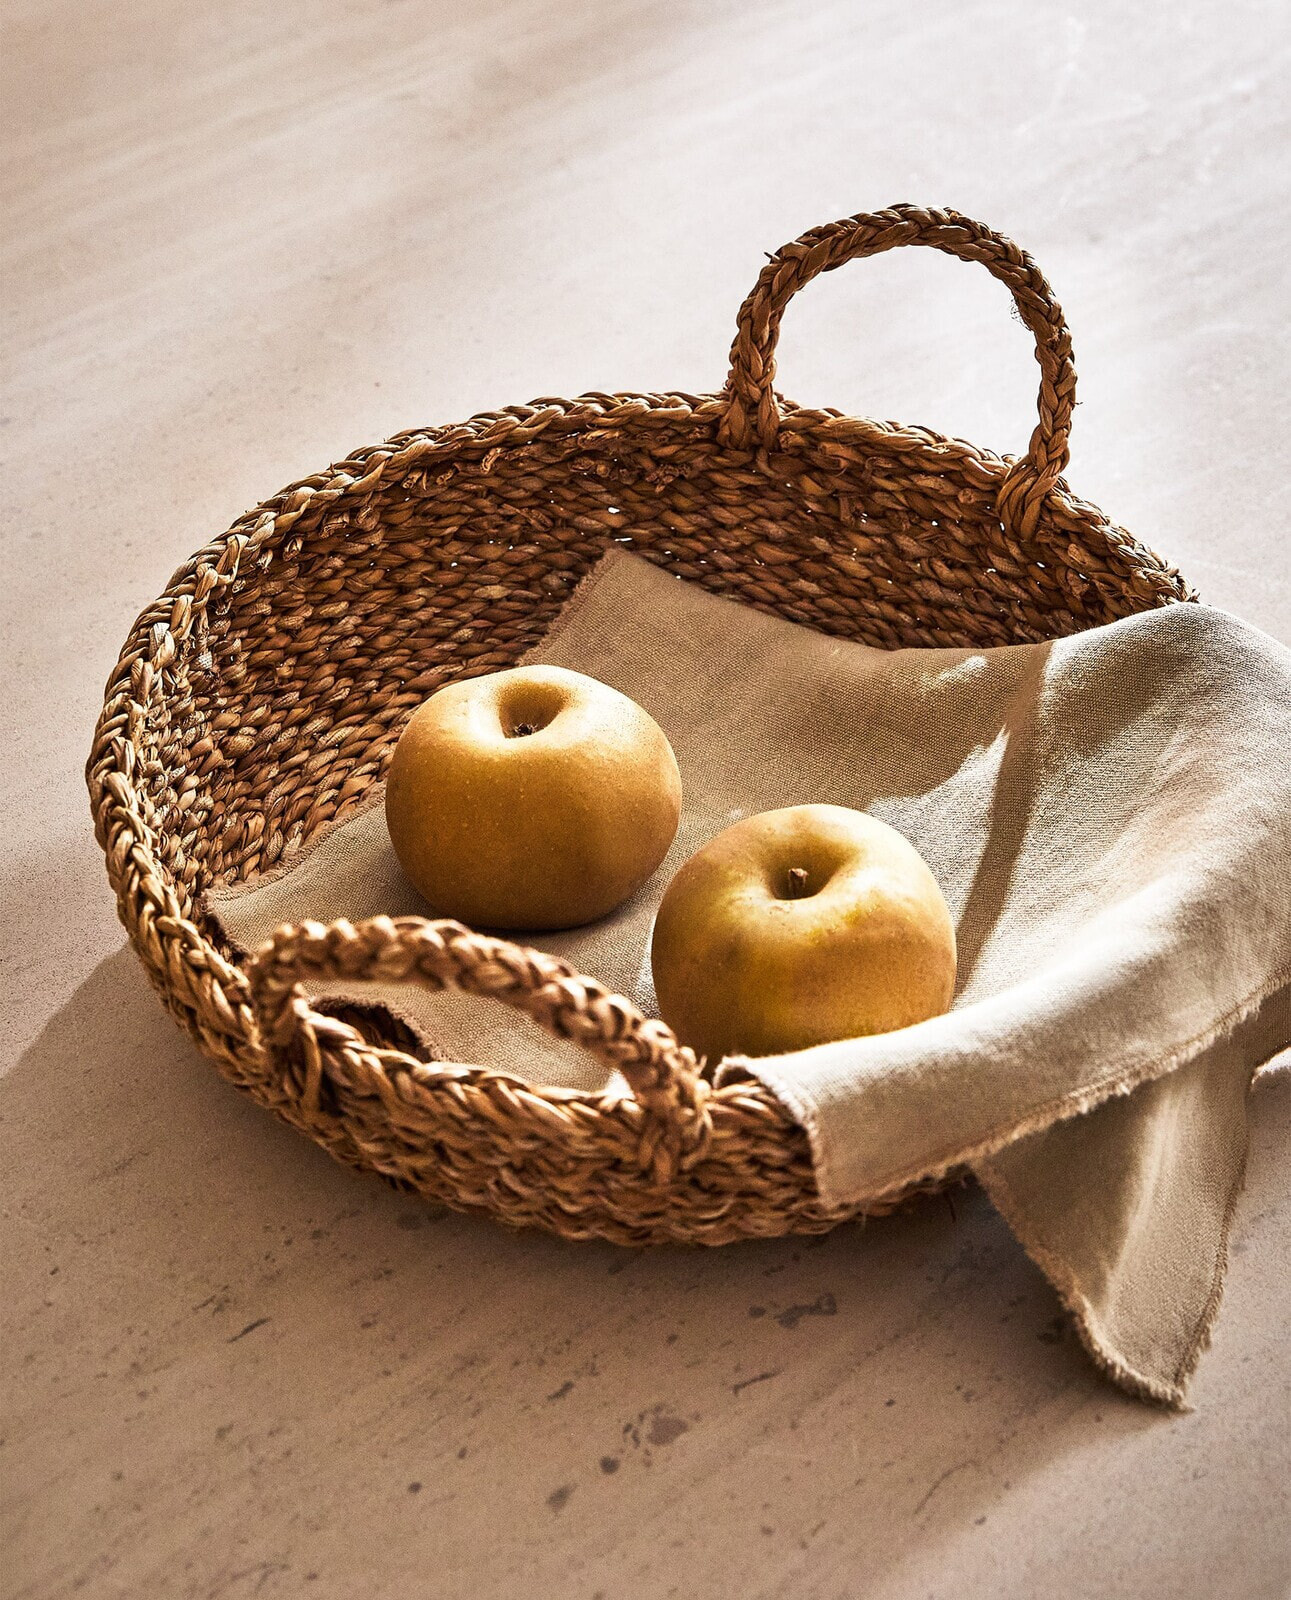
[88, 205, 1193, 1246]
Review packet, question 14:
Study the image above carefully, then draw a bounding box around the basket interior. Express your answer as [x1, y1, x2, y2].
[126, 407, 1184, 928]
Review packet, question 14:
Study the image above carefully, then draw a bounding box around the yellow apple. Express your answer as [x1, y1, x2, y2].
[650, 803, 955, 1062]
[385, 664, 681, 931]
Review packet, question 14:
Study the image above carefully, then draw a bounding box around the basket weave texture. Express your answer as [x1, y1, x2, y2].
[88, 206, 1194, 1245]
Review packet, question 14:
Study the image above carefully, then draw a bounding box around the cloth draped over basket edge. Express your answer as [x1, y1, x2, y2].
[208, 548, 1291, 1407]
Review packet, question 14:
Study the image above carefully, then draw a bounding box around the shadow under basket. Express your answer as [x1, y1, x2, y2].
[87, 204, 1193, 1246]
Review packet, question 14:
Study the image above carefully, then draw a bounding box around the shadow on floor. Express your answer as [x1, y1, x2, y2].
[12, 944, 1262, 1599]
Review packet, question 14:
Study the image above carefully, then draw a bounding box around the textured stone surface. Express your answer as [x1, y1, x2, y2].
[2, 1, 1289, 1595]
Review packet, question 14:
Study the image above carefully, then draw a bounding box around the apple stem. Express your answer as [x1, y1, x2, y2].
[786, 866, 811, 898]
[512, 722, 537, 737]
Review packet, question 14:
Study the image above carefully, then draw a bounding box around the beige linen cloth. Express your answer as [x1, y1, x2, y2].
[208, 548, 1291, 1406]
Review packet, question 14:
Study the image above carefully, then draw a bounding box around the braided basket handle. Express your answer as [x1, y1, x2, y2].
[246, 915, 710, 1157]
[718, 203, 1076, 539]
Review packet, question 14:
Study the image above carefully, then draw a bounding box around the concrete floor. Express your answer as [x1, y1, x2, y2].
[3, 2, 1289, 1596]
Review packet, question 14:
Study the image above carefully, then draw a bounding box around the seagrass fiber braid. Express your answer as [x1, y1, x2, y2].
[719, 204, 1075, 539]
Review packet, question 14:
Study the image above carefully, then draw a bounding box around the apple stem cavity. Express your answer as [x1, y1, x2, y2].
[510, 722, 537, 738]
[785, 866, 812, 899]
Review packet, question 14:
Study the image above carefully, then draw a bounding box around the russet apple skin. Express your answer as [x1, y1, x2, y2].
[385, 664, 682, 931]
[650, 804, 956, 1063]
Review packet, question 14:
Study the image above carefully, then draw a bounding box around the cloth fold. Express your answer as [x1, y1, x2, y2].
[207, 547, 1291, 1405]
